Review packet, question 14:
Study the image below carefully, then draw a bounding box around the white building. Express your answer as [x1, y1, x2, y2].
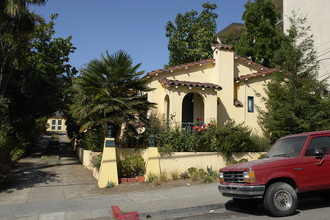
[275, 0, 330, 83]
[218, 0, 330, 84]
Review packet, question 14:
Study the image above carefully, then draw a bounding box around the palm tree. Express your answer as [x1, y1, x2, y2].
[70, 50, 154, 142]
[1, 0, 46, 18]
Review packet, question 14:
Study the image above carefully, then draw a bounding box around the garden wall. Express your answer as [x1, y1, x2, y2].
[76, 147, 102, 171]
[158, 152, 264, 178]
[116, 148, 265, 178]
[77, 141, 265, 187]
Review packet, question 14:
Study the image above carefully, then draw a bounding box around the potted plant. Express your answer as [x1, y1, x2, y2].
[118, 154, 146, 183]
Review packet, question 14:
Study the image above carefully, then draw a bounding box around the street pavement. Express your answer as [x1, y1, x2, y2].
[0, 132, 228, 220]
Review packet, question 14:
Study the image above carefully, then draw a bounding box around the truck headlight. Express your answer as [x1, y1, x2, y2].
[243, 171, 256, 183]
[219, 172, 224, 182]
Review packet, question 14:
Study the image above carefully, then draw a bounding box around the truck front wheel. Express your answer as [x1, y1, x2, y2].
[263, 182, 298, 217]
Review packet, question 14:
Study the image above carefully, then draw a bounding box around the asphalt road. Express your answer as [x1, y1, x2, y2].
[175, 195, 330, 220]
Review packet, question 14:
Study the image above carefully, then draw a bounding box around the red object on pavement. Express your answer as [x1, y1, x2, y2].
[111, 206, 139, 220]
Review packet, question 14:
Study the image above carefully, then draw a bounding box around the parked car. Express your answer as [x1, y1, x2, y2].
[218, 130, 330, 217]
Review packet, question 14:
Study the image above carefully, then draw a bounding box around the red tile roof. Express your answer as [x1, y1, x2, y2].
[146, 59, 215, 77]
[159, 78, 222, 90]
[235, 55, 269, 70]
[235, 69, 277, 81]
[146, 48, 276, 83]
[234, 55, 277, 81]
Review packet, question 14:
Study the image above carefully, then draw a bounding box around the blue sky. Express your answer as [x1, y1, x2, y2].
[31, 0, 246, 73]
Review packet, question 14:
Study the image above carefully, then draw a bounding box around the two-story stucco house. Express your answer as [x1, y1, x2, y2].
[146, 44, 276, 135]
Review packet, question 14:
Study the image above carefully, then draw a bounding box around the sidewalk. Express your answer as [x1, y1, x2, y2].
[0, 132, 227, 220]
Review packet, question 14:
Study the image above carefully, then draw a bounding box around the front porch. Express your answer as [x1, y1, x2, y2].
[159, 79, 221, 128]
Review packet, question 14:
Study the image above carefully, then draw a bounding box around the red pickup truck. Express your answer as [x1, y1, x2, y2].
[218, 130, 330, 217]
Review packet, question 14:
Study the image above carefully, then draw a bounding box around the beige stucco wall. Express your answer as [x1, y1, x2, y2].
[148, 79, 218, 126]
[158, 151, 264, 178]
[114, 148, 265, 180]
[46, 118, 67, 132]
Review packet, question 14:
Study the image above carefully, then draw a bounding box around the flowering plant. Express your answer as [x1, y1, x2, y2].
[193, 117, 208, 132]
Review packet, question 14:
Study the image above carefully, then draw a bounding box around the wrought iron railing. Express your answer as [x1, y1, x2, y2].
[182, 122, 194, 133]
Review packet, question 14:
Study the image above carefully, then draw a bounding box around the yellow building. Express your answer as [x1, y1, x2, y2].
[46, 114, 67, 132]
[146, 44, 276, 135]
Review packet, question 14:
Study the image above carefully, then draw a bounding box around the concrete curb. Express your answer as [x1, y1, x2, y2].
[139, 203, 225, 219]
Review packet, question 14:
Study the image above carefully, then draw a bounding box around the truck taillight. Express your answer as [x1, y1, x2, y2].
[243, 171, 256, 183]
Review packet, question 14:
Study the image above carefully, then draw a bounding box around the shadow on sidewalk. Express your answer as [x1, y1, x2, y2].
[0, 132, 82, 193]
[1, 165, 60, 193]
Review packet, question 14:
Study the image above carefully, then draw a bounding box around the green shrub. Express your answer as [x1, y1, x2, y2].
[0, 165, 11, 187]
[202, 175, 213, 183]
[119, 154, 146, 178]
[206, 166, 218, 180]
[188, 167, 197, 175]
[91, 154, 102, 171]
[190, 172, 199, 181]
[159, 171, 167, 182]
[251, 135, 271, 152]
[106, 181, 116, 188]
[152, 176, 161, 185]
[179, 171, 190, 179]
[198, 169, 206, 178]
[155, 120, 268, 159]
[81, 127, 106, 152]
[0, 123, 16, 164]
[232, 158, 249, 164]
[171, 171, 179, 180]
[147, 172, 158, 182]
[156, 124, 213, 153]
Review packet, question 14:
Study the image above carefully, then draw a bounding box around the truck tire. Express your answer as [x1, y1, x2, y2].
[263, 182, 298, 217]
[233, 198, 260, 210]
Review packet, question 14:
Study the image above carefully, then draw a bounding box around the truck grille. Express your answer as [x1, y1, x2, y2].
[223, 171, 244, 183]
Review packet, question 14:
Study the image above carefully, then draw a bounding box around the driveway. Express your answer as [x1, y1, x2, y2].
[0, 132, 108, 219]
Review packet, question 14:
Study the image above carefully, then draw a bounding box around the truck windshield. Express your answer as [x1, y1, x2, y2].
[266, 136, 307, 158]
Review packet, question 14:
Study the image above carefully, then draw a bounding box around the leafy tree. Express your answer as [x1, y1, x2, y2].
[6, 14, 76, 129]
[259, 12, 330, 143]
[166, 2, 218, 66]
[0, 14, 76, 165]
[70, 50, 154, 143]
[0, 0, 47, 95]
[234, 0, 283, 67]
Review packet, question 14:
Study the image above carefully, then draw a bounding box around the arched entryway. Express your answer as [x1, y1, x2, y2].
[182, 93, 204, 128]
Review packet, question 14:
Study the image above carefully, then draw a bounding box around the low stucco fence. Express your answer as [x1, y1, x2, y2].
[76, 147, 102, 170]
[76, 139, 265, 188]
[158, 151, 263, 178]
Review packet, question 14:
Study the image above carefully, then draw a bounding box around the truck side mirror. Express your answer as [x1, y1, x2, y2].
[314, 148, 324, 159]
